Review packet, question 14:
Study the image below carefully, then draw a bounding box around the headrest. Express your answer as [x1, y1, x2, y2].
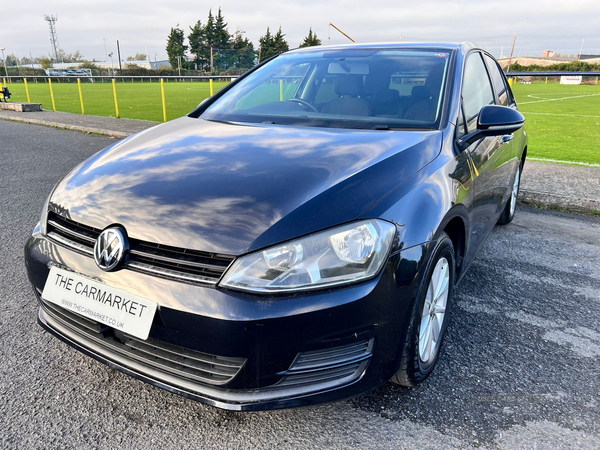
[374, 88, 400, 104]
[334, 75, 364, 97]
[411, 85, 432, 101]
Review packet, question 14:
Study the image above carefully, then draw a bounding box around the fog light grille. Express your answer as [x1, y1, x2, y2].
[276, 339, 373, 388]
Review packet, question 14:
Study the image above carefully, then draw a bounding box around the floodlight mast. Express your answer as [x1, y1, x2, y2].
[44, 15, 61, 63]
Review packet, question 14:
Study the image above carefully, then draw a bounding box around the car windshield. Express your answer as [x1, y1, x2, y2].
[199, 48, 452, 130]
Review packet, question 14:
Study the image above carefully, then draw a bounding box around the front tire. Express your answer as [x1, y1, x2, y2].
[391, 232, 455, 387]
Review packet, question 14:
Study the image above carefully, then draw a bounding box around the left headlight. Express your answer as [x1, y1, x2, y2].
[219, 219, 396, 293]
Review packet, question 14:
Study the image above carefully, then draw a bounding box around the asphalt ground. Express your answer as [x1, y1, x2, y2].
[1, 120, 599, 449]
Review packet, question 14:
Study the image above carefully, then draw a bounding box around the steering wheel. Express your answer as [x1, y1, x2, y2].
[286, 98, 318, 112]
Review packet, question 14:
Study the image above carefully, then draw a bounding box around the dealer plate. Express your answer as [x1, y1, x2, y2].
[42, 266, 157, 340]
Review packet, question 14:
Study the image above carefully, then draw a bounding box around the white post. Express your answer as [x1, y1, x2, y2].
[1, 48, 8, 82]
[578, 39, 585, 61]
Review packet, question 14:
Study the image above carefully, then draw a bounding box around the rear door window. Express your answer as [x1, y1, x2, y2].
[484, 55, 509, 106]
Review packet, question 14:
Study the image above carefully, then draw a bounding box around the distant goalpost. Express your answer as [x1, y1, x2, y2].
[44, 68, 94, 82]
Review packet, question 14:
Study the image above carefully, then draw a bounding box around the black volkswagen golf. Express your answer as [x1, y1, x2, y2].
[24, 42, 526, 410]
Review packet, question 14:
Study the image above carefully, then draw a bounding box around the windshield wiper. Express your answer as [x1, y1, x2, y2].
[372, 125, 390, 130]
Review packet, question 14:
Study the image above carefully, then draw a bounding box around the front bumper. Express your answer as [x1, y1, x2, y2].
[25, 231, 426, 411]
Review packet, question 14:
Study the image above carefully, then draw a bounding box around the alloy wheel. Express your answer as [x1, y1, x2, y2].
[419, 257, 449, 364]
[510, 168, 521, 217]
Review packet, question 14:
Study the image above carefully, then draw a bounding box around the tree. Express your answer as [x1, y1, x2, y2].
[213, 8, 231, 49]
[69, 51, 85, 62]
[273, 27, 289, 53]
[5, 54, 19, 66]
[126, 53, 147, 61]
[299, 28, 321, 48]
[230, 29, 256, 69]
[205, 10, 216, 49]
[166, 25, 188, 69]
[259, 27, 273, 61]
[188, 20, 209, 70]
[40, 58, 53, 69]
[260, 26, 288, 61]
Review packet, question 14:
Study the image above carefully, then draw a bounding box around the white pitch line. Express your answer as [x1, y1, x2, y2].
[528, 157, 600, 168]
[527, 92, 587, 99]
[519, 93, 600, 104]
[522, 111, 600, 118]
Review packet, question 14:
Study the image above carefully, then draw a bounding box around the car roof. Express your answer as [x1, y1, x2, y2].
[287, 41, 479, 55]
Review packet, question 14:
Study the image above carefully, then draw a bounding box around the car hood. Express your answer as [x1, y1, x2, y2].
[50, 117, 442, 255]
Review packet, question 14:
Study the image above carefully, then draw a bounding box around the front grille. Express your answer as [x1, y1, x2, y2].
[276, 339, 373, 388]
[46, 212, 235, 286]
[39, 296, 246, 386]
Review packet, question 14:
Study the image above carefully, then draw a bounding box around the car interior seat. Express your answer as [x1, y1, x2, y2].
[403, 65, 445, 122]
[321, 75, 373, 117]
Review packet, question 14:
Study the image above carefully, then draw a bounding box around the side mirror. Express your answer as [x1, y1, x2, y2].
[457, 105, 525, 150]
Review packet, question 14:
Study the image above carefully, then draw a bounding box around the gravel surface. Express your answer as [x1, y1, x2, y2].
[1, 120, 599, 449]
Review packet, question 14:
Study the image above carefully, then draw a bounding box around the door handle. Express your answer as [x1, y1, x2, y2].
[501, 134, 514, 143]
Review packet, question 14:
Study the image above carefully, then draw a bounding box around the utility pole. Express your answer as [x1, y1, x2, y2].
[506, 32, 517, 74]
[108, 52, 115, 77]
[177, 55, 181, 76]
[44, 15, 60, 63]
[578, 39, 585, 61]
[116, 40, 123, 75]
[30, 51, 35, 69]
[328, 23, 356, 43]
[103, 38, 108, 63]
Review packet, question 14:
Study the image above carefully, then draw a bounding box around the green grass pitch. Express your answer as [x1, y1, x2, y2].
[4, 79, 600, 165]
[512, 82, 600, 166]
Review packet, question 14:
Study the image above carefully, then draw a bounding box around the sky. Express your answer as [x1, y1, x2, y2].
[1, 0, 599, 63]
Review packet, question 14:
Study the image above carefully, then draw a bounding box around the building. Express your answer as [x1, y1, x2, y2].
[497, 56, 576, 69]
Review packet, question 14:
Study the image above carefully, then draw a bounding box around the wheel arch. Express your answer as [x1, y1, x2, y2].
[432, 206, 469, 282]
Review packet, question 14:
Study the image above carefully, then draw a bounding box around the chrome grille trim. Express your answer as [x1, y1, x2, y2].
[47, 219, 96, 244]
[128, 249, 226, 272]
[46, 231, 94, 256]
[126, 261, 218, 285]
[45, 212, 235, 286]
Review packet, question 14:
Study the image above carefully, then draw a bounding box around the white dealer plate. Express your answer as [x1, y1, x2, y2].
[42, 266, 157, 340]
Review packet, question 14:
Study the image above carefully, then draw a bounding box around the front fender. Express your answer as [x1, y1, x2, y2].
[361, 145, 473, 253]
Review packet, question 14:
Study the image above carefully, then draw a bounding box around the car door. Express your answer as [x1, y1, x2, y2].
[483, 54, 521, 205]
[458, 52, 512, 255]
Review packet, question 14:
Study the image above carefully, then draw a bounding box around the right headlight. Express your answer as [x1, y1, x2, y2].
[219, 219, 396, 293]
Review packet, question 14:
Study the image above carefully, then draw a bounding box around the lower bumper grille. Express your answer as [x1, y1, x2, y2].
[35, 288, 373, 407]
[38, 293, 245, 386]
[277, 339, 373, 388]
